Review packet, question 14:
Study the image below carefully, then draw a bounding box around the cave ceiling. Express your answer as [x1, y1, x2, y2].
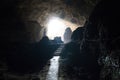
[0, 0, 101, 42]
[15, 0, 100, 26]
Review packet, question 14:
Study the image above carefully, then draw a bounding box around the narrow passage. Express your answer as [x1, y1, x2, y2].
[46, 44, 64, 80]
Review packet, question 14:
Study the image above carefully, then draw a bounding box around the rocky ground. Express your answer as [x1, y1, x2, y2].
[0, 61, 50, 80]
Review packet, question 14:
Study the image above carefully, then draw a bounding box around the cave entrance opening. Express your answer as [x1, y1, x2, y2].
[46, 17, 67, 42]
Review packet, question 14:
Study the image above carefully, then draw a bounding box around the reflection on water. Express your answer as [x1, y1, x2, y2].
[46, 56, 60, 80]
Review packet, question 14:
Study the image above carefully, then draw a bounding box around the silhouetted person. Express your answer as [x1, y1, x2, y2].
[63, 27, 72, 43]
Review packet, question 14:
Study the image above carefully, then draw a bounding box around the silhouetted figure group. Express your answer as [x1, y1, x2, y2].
[54, 37, 63, 44]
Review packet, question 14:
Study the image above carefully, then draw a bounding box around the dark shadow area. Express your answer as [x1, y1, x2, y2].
[59, 0, 120, 80]
[6, 36, 60, 74]
[0, 0, 120, 80]
[60, 27, 100, 80]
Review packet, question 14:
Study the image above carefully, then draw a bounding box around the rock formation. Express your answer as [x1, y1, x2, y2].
[6, 36, 58, 74]
[71, 27, 84, 42]
[59, 0, 120, 80]
[85, 0, 120, 80]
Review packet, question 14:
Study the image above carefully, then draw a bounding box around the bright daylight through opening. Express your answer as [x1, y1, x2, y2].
[46, 17, 67, 40]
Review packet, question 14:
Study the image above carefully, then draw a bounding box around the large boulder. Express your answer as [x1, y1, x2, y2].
[71, 27, 84, 42]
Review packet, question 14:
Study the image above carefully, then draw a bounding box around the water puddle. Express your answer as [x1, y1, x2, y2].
[46, 56, 60, 80]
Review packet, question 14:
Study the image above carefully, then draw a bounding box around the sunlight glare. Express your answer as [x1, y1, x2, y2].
[46, 17, 66, 40]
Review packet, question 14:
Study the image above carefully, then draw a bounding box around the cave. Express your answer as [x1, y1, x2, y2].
[0, 0, 120, 80]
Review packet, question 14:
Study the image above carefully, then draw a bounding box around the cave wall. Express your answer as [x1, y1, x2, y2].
[59, 0, 120, 80]
[82, 0, 120, 79]
[24, 21, 44, 43]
